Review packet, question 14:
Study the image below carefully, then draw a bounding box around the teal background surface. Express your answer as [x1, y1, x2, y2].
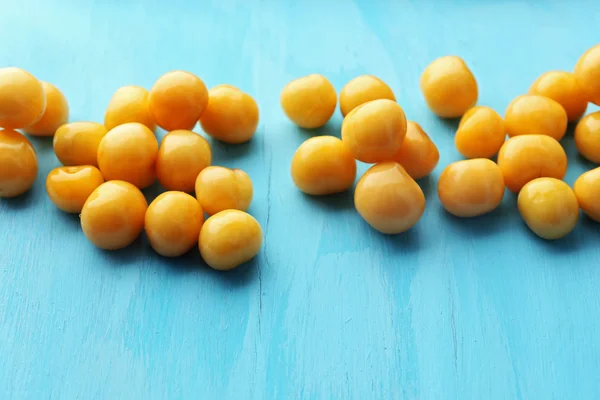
[1, 0, 600, 399]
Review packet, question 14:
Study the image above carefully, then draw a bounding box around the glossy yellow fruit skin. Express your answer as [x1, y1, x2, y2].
[53, 122, 107, 167]
[529, 71, 588, 122]
[504, 94, 568, 141]
[0, 67, 46, 129]
[574, 111, 600, 163]
[354, 162, 425, 234]
[291, 136, 356, 195]
[145, 191, 205, 257]
[195, 166, 253, 216]
[199, 210, 262, 271]
[200, 86, 259, 143]
[574, 167, 600, 222]
[0, 129, 38, 198]
[104, 85, 156, 132]
[341, 99, 407, 163]
[80, 180, 148, 250]
[497, 135, 567, 193]
[97, 122, 158, 189]
[24, 82, 69, 136]
[518, 178, 579, 240]
[438, 159, 504, 218]
[455, 106, 505, 159]
[392, 121, 439, 180]
[339, 75, 395, 117]
[280, 74, 337, 129]
[420, 56, 478, 118]
[574, 44, 600, 105]
[45, 166, 104, 213]
[148, 70, 208, 131]
[156, 130, 212, 192]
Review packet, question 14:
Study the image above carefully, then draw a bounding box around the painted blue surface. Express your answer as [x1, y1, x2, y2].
[1, 0, 600, 398]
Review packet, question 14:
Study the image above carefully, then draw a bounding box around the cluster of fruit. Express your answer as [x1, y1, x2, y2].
[0, 68, 262, 270]
[282, 44, 600, 240]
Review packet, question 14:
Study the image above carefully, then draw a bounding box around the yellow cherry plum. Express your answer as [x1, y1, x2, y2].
[46, 166, 104, 213]
[104, 85, 155, 132]
[497, 135, 567, 193]
[149, 70, 208, 131]
[518, 177, 579, 240]
[145, 191, 205, 257]
[341, 99, 407, 163]
[291, 136, 356, 195]
[199, 210, 263, 271]
[97, 122, 158, 189]
[280, 74, 337, 129]
[437, 159, 504, 218]
[574, 167, 600, 222]
[80, 180, 148, 250]
[529, 71, 588, 122]
[53, 121, 107, 167]
[574, 111, 600, 163]
[200, 86, 259, 143]
[195, 166, 253, 216]
[339, 75, 395, 117]
[354, 162, 425, 234]
[156, 129, 212, 192]
[420, 56, 478, 118]
[392, 121, 439, 180]
[574, 44, 600, 105]
[455, 106, 505, 159]
[0, 67, 46, 129]
[0, 129, 38, 198]
[24, 82, 69, 136]
[504, 94, 568, 141]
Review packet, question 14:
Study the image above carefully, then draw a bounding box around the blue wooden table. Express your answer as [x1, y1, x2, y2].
[2, 1, 600, 398]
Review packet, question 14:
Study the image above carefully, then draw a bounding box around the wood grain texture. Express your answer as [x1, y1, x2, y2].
[1, 0, 600, 398]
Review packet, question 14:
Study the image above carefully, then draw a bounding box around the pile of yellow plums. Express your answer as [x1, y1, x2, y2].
[284, 43, 600, 240]
[0, 68, 262, 270]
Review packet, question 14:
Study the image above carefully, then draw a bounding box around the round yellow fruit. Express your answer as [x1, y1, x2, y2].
[199, 210, 263, 271]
